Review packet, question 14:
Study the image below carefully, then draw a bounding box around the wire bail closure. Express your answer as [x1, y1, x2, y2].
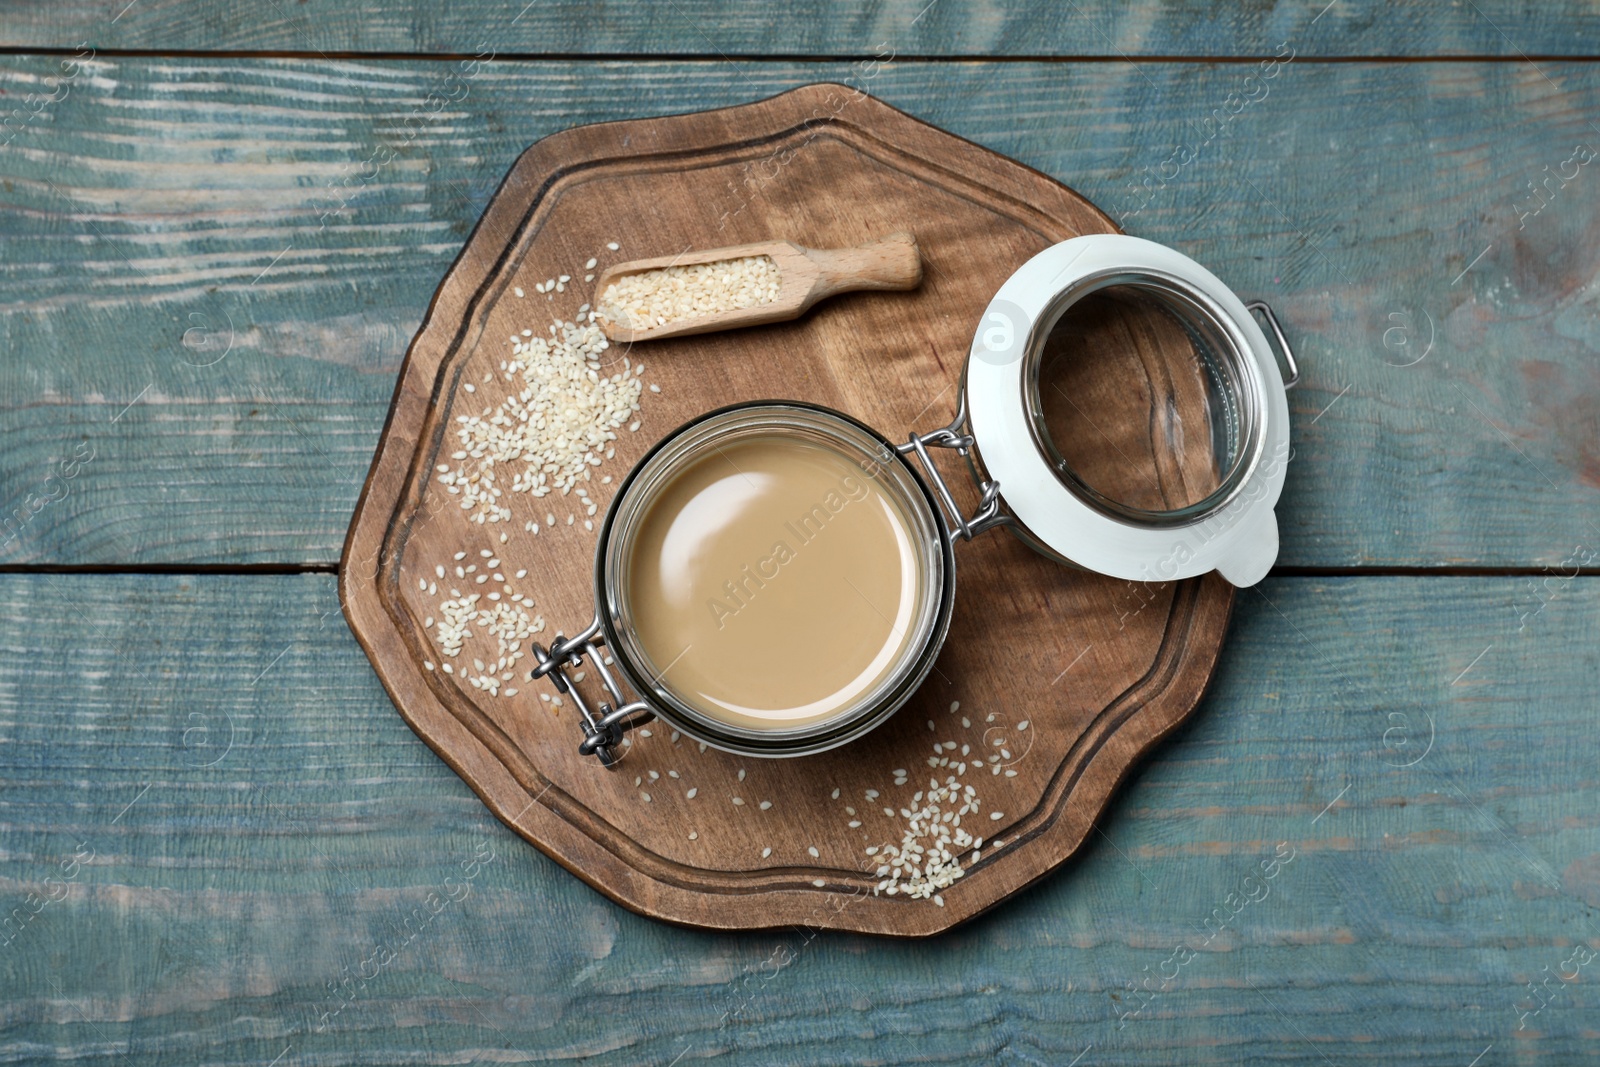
[530, 617, 654, 767]
[894, 393, 1009, 543]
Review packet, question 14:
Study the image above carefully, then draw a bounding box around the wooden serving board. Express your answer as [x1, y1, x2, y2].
[341, 84, 1234, 936]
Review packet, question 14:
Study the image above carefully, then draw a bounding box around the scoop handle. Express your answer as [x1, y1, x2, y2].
[802, 232, 923, 302]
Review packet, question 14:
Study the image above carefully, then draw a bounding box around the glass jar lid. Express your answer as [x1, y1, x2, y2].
[965, 235, 1293, 586]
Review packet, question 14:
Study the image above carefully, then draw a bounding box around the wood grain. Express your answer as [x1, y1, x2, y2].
[340, 84, 1236, 935]
[2, 57, 1598, 568]
[3, 0, 1599, 57]
[0, 573, 1594, 1063]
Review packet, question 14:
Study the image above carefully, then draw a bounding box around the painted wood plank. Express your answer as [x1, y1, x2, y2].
[2, 1, 1600, 57]
[0, 573, 1595, 1062]
[2, 57, 1598, 567]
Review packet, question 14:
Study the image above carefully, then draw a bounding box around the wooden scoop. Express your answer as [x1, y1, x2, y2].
[594, 232, 922, 343]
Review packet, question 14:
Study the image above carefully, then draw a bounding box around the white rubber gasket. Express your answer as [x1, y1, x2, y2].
[965, 235, 1290, 586]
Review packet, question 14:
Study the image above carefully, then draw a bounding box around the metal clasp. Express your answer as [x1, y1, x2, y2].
[897, 394, 1010, 542]
[1245, 300, 1300, 390]
[529, 616, 654, 767]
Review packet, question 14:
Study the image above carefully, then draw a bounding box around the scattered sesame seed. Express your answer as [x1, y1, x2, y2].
[761, 847, 772, 858]
[807, 846, 820, 858]
[759, 800, 772, 810]
[732, 797, 744, 806]
[686, 788, 697, 799]
[607, 241, 619, 250]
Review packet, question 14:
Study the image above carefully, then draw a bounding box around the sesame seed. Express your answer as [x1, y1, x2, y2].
[759, 800, 772, 810]
[761, 847, 772, 858]
[807, 846, 820, 858]
[607, 242, 619, 250]
[686, 788, 697, 799]
[732, 797, 744, 806]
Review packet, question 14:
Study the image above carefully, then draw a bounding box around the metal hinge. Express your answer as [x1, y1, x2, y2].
[529, 617, 654, 767]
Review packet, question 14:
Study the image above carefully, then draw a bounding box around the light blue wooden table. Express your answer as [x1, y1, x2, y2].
[1, 3, 1598, 1063]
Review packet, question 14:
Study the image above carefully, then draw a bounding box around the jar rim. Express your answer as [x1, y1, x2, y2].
[595, 401, 958, 757]
[1019, 267, 1266, 529]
